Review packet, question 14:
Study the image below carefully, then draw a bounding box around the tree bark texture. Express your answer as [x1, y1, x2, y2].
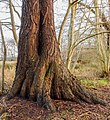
[7, 0, 106, 111]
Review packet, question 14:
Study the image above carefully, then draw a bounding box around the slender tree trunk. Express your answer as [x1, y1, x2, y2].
[58, 0, 78, 46]
[0, 20, 7, 93]
[94, 0, 108, 76]
[108, 0, 110, 17]
[107, 0, 110, 79]
[9, 0, 18, 45]
[66, 0, 77, 70]
[7, 0, 106, 111]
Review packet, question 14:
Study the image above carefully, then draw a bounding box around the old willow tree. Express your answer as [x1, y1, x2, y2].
[7, 0, 106, 111]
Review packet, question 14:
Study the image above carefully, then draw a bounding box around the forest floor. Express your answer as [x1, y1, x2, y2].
[0, 61, 110, 120]
[0, 86, 110, 120]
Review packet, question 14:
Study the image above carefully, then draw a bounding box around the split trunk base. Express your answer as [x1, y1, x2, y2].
[7, 61, 106, 111]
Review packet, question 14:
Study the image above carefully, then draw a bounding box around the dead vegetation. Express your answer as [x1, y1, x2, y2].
[0, 87, 110, 120]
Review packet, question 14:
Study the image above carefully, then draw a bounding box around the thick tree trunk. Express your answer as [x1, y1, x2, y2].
[7, 0, 106, 111]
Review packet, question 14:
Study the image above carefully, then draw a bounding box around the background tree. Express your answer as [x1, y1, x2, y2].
[66, 0, 78, 70]
[79, 0, 110, 78]
[9, 0, 19, 45]
[0, 20, 6, 93]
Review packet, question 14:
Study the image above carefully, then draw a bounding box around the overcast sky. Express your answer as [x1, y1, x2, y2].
[0, 0, 109, 43]
[0, 0, 68, 43]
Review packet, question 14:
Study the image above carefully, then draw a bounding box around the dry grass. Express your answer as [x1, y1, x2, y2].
[0, 49, 107, 92]
[0, 61, 16, 91]
[0, 57, 110, 92]
[71, 48, 103, 80]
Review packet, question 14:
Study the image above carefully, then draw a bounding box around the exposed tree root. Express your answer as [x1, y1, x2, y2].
[51, 62, 106, 106]
[5, 61, 106, 112]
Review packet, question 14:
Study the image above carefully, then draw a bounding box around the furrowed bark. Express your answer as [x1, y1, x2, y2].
[6, 0, 106, 111]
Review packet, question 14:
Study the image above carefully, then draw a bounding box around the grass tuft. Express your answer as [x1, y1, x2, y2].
[80, 79, 109, 88]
